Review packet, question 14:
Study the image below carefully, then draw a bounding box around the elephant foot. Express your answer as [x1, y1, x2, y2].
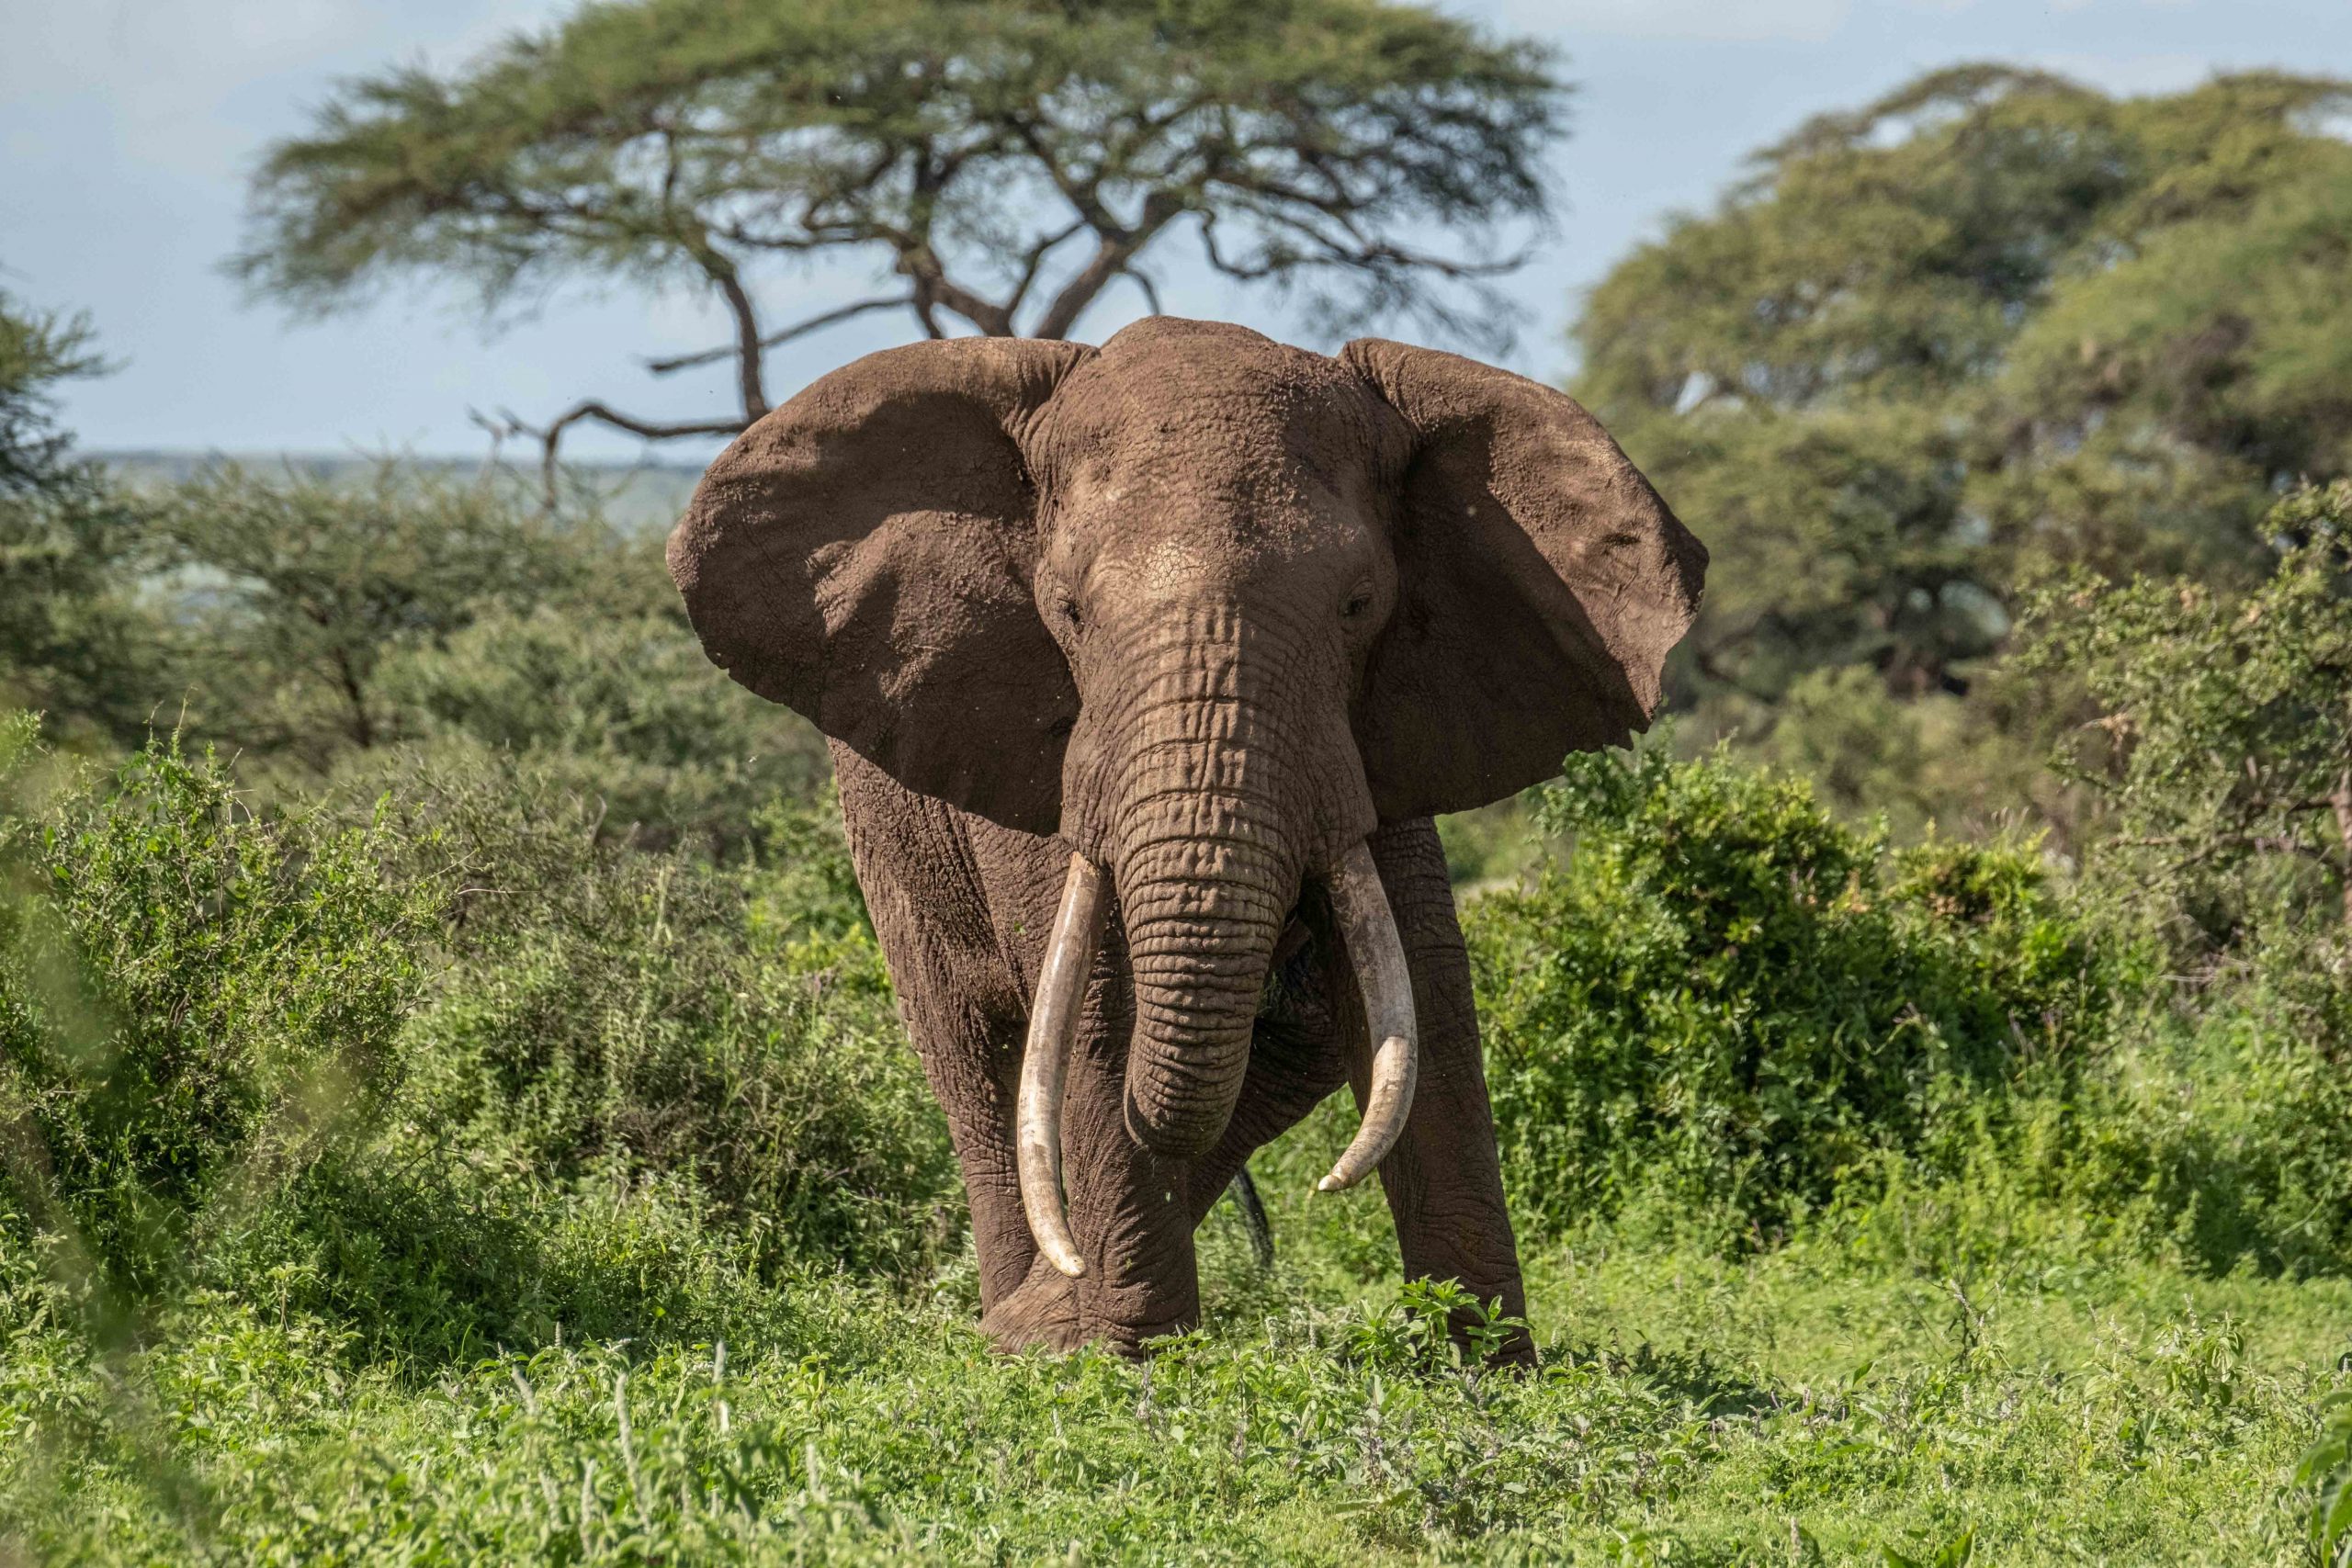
[978, 1255, 1196, 1359]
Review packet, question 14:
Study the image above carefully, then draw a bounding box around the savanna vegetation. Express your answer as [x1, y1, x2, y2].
[5, 21, 2352, 1565]
[234, 0, 1563, 479]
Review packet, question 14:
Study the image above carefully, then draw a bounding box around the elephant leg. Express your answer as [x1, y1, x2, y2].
[979, 946, 1206, 1355]
[833, 747, 1038, 1313]
[842, 791, 1201, 1359]
[902, 992, 1033, 1314]
[1356, 818, 1534, 1364]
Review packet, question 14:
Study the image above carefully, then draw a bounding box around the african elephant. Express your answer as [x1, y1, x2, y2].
[667, 318, 1704, 1359]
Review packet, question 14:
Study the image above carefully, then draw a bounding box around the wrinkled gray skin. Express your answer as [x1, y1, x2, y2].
[669, 319, 1705, 1359]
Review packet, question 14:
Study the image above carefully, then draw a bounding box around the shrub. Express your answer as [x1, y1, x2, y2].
[2010, 480, 2352, 959]
[3, 726, 956, 1363]
[371, 604, 827, 853]
[0, 725, 433, 1303]
[2043, 935, 2352, 1277]
[299, 747, 950, 1351]
[1467, 745, 2112, 1246]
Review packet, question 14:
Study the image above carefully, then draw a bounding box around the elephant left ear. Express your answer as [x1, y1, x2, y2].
[1341, 337, 1708, 820]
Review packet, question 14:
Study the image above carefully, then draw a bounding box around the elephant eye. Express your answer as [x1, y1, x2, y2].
[1340, 589, 1372, 620]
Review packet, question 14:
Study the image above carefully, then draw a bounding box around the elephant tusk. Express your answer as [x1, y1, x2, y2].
[1318, 840, 1419, 1193]
[1017, 852, 1108, 1279]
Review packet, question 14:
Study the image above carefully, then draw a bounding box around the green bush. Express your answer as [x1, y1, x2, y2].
[2, 726, 956, 1365]
[222, 746, 955, 1361]
[0, 726, 433, 1303]
[2011, 480, 2352, 964]
[1468, 745, 2113, 1247]
[371, 603, 828, 853]
[379, 750, 952, 1281]
[2019, 937, 2352, 1277]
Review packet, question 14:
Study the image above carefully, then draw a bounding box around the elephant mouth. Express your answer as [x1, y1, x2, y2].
[1014, 843, 1419, 1280]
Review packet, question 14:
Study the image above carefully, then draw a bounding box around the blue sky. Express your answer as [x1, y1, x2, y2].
[4, 0, 2348, 462]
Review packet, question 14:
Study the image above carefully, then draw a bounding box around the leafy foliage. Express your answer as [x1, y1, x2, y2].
[41, 462, 831, 845]
[0, 727, 950, 1366]
[140, 464, 624, 763]
[0, 733, 433, 1303]
[1467, 744, 2111, 1246]
[1574, 67, 2352, 728]
[370, 603, 829, 852]
[0, 290, 105, 500]
[2303, 1391, 2352, 1568]
[235, 0, 1565, 461]
[368, 744, 953, 1292]
[0, 292, 160, 744]
[2014, 480, 2352, 947]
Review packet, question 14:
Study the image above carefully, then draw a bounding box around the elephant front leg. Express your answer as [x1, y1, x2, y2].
[979, 969, 1204, 1356]
[1357, 818, 1533, 1365]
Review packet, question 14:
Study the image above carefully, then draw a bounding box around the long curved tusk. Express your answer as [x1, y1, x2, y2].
[1017, 852, 1109, 1279]
[1319, 840, 1419, 1193]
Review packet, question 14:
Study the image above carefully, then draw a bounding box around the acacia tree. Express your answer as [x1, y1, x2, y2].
[0, 291, 163, 744]
[234, 0, 1562, 477]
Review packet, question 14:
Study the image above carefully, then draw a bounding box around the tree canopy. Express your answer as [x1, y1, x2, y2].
[0, 292, 103, 500]
[0, 291, 159, 744]
[234, 0, 1564, 468]
[1570, 65, 2352, 721]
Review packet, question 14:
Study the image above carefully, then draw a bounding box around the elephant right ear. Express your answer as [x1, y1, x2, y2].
[1342, 338, 1708, 820]
[667, 337, 1094, 835]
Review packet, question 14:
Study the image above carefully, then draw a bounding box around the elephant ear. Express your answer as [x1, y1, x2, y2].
[668, 337, 1093, 835]
[1341, 337, 1708, 819]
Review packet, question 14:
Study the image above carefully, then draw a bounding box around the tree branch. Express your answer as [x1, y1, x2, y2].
[1121, 265, 1165, 316]
[531, 401, 751, 506]
[1003, 220, 1088, 317]
[645, 294, 916, 376]
[896, 247, 1015, 335]
[678, 240, 768, 421]
[1031, 193, 1185, 341]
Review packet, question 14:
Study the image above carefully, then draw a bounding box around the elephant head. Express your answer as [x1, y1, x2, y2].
[667, 319, 1705, 1270]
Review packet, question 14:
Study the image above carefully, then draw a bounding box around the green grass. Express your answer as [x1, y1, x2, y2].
[3, 1096, 2346, 1565]
[2, 1229, 2339, 1563]
[6, 732, 2349, 1564]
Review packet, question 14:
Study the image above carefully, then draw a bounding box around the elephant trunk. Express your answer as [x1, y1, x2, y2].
[1116, 821, 1296, 1156]
[1015, 832, 1424, 1280]
[1057, 606, 1321, 1160]
[1015, 602, 1417, 1278]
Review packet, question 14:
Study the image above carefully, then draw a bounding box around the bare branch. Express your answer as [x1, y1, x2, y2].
[645, 295, 916, 376]
[527, 400, 750, 507]
[1122, 266, 1165, 316]
[897, 246, 1016, 335]
[673, 238, 769, 421]
[1031, 193, 1185, 341]
[1004, 220, 1089, 316]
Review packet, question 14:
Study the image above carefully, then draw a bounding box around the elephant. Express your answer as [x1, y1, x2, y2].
[667, 317, 1705, 1359]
